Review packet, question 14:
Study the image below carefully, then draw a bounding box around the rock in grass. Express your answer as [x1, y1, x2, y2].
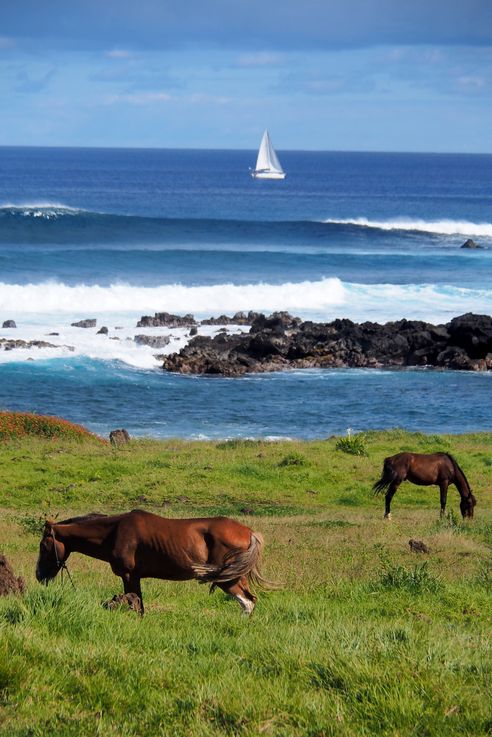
[0, 554, 26, 595]
[409, 539, 430, 554]
[109, 429, 130, 445]
[102, 593, 142, 613]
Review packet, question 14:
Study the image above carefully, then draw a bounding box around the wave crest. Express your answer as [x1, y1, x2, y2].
[0, 278, 347, 314]
[0, 279, 490, 324]
[0, 202, 82, 219]
[323, 217, 492, 238]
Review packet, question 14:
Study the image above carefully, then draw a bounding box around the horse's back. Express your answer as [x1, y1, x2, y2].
[386, 451, 452, 466]
[121, 510, 253, 548]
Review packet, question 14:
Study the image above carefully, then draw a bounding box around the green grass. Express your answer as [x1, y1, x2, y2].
[0, 430, 491, 736]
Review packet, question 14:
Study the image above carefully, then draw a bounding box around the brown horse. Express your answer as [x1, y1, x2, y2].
[36, 510, 269, 615]
[373, 452, 476, 519]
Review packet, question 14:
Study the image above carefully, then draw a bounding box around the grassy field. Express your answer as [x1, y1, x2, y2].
[0, 430, 491, 736]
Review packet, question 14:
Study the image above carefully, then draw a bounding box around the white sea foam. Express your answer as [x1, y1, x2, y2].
[0, 202, 82, 216]
[0, 279, 490, 322]
[0, 278, 347, 315]
[323, 217, 492, 238]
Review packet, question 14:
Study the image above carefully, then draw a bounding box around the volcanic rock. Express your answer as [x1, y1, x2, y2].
[136, 312, 197, 328]
[71, 319, 97, 328]
[0, 554, 26, 596]
[0, 338, 60, 351]
[160, 312, 492, 376]
[201, 311, 262, 326]
[134, 334, 171, 348]
[447, 313, 492, 358]
[2, 320, 16, 328]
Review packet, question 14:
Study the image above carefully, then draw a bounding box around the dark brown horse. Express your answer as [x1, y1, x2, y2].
[373, 452, 476, 519]
[36, 510, 269, 615]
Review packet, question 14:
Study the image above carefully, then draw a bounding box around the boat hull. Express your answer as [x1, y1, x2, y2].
[251, 171, 286, 180]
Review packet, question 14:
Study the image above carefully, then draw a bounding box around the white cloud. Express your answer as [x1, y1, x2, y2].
[0, 36, 15, 49]
[106, 91, 171, 104]
[237, 52, 284, 67]
[187, 93, 231, 105]
[105, 49, 133, 59]
[456, 74, 485, 90]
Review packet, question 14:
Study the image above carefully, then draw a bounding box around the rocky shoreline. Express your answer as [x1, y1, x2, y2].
[160, 312, 492, 376]
[2, 311, 491, 375]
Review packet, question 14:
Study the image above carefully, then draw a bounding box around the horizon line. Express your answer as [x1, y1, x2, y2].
[0, 144, 491, 156]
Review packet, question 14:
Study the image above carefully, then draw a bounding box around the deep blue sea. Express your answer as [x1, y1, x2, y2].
[0, 146, 491, 438]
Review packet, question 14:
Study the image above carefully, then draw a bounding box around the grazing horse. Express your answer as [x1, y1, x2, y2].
[373, 452, 476, 519]
[36, 510, 270, 615]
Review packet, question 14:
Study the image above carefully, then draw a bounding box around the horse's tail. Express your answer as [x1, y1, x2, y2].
[192, 532, 277, 590]
[372, 458, 398, 495]
[445, 453, 472, 495]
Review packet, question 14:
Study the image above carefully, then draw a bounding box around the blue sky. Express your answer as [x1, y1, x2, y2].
[1, 0, 492, 152]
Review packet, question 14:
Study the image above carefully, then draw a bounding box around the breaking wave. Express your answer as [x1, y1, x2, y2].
[0, 278, 490, 323]
[2, 203, 491, 247]
[323, 217, 492, 238]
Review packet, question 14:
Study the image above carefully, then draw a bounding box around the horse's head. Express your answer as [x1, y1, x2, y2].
[460, 493, 477, 519]
[35, 521, 68, 583]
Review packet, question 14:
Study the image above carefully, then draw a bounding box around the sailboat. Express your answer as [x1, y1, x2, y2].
[250, 130, 286, 179]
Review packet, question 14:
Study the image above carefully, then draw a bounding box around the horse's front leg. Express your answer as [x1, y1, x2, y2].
[122, 572, 144, 615]
[384, 482, 399, 519]
[439, 481, 449, 518]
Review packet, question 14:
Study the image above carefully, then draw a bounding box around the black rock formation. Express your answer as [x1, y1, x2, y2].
[136, 312, 196, 328]
[160, 312, 492, 376]
[71, 319, 97, 328]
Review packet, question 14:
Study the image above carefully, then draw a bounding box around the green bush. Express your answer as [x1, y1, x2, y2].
[278, 452, 307, 467]
[377, 560, 441, 594]
[336, 430, 368, 456]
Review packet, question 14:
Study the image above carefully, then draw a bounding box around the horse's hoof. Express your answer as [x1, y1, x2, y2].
[384, 513, 392, 520]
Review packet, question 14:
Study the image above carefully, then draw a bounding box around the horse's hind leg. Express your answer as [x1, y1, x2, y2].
[384, 482, 399, 519]
[123, 573, 144, 615]
[217, 576, 257, 616]
[439, 481, 449, 518]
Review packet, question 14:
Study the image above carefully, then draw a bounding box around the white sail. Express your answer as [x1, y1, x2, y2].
[252, 130, 285, 179]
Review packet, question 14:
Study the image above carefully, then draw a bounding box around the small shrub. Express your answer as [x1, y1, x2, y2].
[278, 452, 307, 467]
[474, 561, 492, 589]
[307, 519, 355, 529]
[216, 439, 260, 450]
[16, 513, 48, 536]
[335, 429, 368, 456]
[437, 508, 462, 533]
[377, 560, 441, 594]
[0, 412, 103, 443]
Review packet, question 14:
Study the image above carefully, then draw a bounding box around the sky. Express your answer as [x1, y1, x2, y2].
[1, 0, 492, 152]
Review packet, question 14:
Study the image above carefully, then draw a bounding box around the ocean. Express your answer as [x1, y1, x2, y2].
[0, 146, 491, 438]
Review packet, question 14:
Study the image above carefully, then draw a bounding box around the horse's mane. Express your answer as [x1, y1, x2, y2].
[444, 453, 471, 494]
[56, 512, 108, 525]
